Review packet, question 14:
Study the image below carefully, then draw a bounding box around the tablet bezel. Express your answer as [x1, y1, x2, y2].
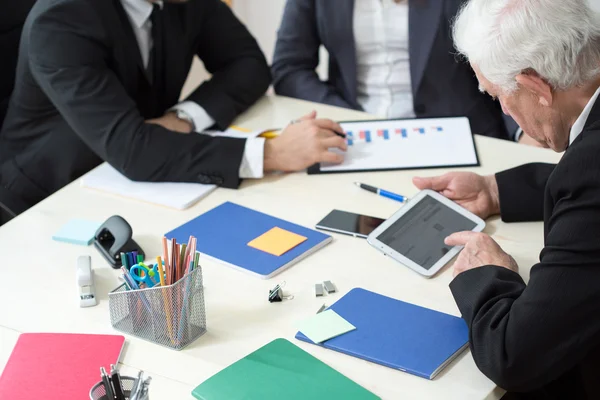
[366, 189, 486, 278]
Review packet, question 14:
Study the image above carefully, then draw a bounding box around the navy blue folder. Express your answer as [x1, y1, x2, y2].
[296, 288, 469, 379]
[165, 202, 332, 279]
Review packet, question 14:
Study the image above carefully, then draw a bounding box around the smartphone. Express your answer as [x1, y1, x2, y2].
[316, 209, 386, 238]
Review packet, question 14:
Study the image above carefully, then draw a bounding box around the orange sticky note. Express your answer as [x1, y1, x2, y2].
[248, 227, 308, 256]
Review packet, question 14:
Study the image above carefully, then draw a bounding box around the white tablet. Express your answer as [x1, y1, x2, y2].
[367, 189, 485, 277]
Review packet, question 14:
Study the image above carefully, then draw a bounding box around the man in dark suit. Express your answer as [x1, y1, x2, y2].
[413, 0, 600, 398]
[0, 0, 36, 126]
[272, 0, 518, 141]
[0, 0, 347, 225]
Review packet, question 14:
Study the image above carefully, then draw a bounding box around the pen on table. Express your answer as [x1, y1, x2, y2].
[354, 182, 408, 203]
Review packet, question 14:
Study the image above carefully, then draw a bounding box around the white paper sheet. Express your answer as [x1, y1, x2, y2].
[81, 164, 216, 210]
[318, 117, 478, 173]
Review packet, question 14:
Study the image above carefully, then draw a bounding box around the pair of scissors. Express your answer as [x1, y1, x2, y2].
[129, 263, 162, 288]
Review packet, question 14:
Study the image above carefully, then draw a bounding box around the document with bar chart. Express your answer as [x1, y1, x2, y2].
[308, 117, 479, 174]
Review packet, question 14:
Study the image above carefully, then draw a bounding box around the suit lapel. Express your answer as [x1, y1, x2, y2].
[323, 0, 357, 103]
[408, 0, 443, 94]
[111, 0, 149, 83]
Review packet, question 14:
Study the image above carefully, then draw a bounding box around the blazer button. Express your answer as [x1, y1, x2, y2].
[415, 104, 427, 115]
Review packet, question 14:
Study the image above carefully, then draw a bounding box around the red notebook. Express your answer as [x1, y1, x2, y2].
[0, 333, 125, 400]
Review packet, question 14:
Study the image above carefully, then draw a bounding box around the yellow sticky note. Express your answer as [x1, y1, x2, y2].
[248, 227, 308, 256]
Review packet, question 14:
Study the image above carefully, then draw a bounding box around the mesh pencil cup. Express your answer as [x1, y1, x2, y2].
[90, 376, 148, 400]
[108, 266, 206, 350]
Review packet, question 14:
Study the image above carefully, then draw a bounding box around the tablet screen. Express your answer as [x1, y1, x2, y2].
[376, 195, 477, 270]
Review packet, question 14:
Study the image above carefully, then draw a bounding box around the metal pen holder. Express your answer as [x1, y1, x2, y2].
[108, 267, 206, 350]
[90, 377, 147, 400]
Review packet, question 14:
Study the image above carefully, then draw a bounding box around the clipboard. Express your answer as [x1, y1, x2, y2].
[308, 116, 480, 174]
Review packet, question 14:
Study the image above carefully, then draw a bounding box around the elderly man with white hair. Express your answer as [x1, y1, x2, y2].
[413, 0, 600, 398]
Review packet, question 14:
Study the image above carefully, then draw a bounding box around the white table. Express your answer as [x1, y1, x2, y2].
[0, 95, 561, 399]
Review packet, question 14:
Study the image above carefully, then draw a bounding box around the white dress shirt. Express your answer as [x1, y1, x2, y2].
[353, 0, 415, 119]
[569, 86, 600, 145]
[120, 0, 264, 178]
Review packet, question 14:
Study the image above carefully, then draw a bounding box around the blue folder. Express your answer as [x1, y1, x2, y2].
[295, 288, 469, 379]
[165, 202, 332, 279]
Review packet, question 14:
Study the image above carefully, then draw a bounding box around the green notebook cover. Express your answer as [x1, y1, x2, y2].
[192, 338, 379, 400]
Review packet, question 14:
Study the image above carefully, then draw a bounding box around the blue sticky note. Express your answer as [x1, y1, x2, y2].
[52, 219, 101, 246]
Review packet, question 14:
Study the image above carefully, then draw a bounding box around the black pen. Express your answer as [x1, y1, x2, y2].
[101, 367, 115, 400]
[110, 364, 126, 400]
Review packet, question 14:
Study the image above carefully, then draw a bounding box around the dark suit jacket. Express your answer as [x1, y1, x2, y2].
[0, 0, 36, 126]
[272, 0, 517, 140]
[0, 0, 270, 217]
[450, 98, 600, 399]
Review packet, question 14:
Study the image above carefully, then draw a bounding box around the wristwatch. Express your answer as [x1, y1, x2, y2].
[175, 109, 196, 131]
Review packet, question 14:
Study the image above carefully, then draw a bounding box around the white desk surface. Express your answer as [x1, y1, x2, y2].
[0, 95, 561, 400]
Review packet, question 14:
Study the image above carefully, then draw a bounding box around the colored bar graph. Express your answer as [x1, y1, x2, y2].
[395, 128, 407, 137]
[431, 126, 443, 132]
[365, 130, 372, 143]
[359, 131, 366, 140]
[377, 130, 389, 139]
[346, 131, 353, 137]
[413, 128, 425, 134]
[347, 139, 354, 146]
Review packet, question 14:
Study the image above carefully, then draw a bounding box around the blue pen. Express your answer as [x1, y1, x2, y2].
[354, 182, 409, 203]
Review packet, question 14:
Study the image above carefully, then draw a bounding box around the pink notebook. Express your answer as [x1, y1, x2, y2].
[0, 333, 125, 400]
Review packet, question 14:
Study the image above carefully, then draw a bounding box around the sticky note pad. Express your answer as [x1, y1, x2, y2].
[297, 310, 356, 344]
[248, 227, 307, 256]
[52, 219, 101, 246]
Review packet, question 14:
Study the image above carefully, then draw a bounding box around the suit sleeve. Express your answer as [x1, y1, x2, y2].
[271, 0, 354, 109]
[495, 163, 555, 222]
[185, 0, 271, 130]
[450, 147, 600, 392]
[28, 1, 245, 188]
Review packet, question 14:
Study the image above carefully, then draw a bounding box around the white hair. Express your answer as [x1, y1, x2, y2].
[453, 0, 600, 93]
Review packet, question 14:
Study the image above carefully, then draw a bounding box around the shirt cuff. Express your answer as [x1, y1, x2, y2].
[514, 128, 523, 142]
[170, 101, 215, 132]
[239, 137, 265, 179]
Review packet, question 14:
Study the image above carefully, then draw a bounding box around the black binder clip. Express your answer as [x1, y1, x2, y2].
[93, 215, 144, 269]
[268, 282, 293, 303]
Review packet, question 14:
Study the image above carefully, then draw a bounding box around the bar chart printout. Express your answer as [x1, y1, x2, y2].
[316, 117, 478, 173]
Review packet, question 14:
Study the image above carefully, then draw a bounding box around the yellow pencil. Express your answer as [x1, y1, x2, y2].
[259, 130, 279, 139]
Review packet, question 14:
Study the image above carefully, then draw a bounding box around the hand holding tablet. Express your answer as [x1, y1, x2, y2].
[367, 189, 486, 277]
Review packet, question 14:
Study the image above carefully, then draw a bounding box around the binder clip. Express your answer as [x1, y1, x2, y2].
[93, 215, 144, 269]
[268, 281, 294, 303]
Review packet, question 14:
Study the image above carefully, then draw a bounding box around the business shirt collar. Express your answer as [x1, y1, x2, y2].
[120, 0, 163, 28]
[569, 86, 600, 145]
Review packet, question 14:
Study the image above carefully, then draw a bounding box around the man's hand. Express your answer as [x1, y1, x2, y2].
[445, 231, 518, 277]
[264, 111, 347, 172]
[413, 172, 500, 219]
[146, 112, 193, 134]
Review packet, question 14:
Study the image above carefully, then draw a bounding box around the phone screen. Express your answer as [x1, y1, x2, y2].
[316, 210, 386, 238]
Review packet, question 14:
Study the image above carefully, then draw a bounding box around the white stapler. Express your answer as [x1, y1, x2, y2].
[77, 255, 98, 307]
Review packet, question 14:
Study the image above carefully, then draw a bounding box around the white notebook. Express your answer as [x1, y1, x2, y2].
[81, 164, 216, 210]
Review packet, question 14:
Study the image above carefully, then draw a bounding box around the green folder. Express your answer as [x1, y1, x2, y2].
[192, 338, 380, 400]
